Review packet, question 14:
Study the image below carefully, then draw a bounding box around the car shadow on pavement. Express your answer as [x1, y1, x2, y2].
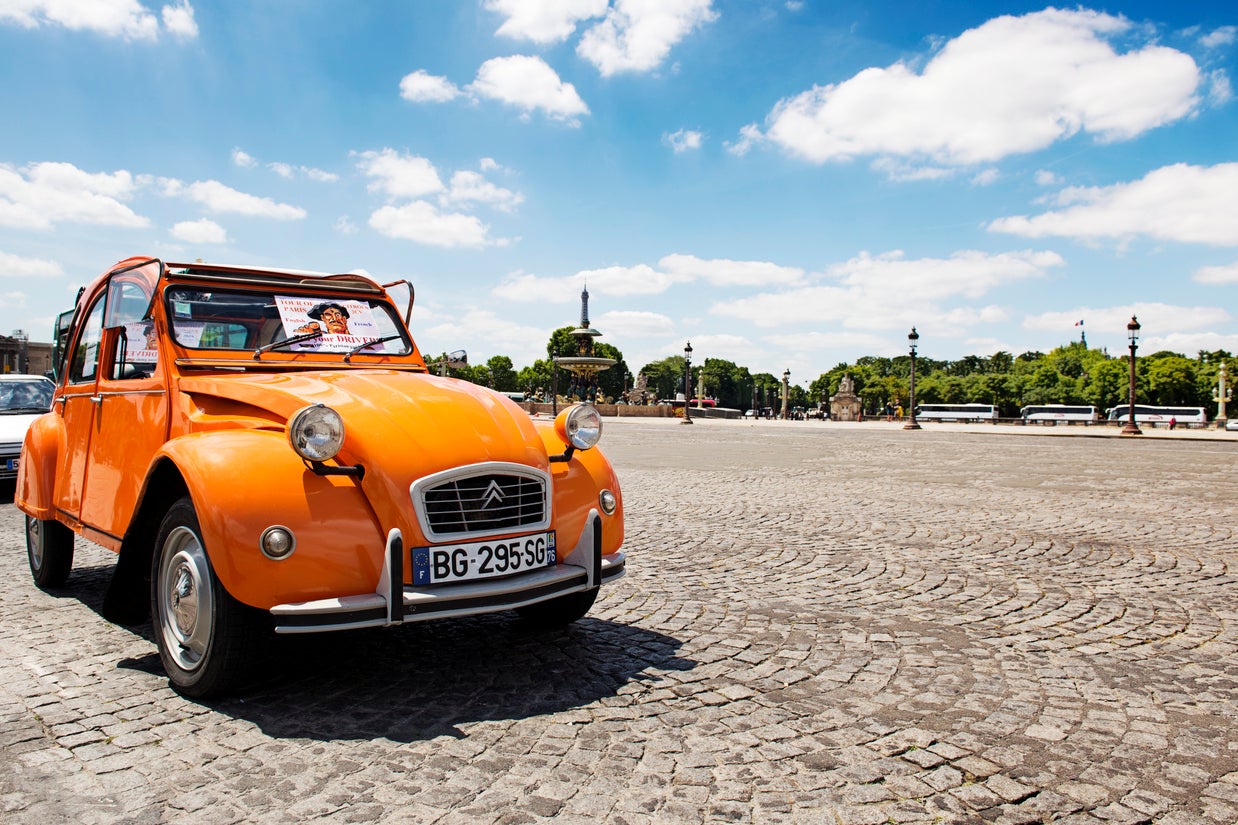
[223, 616, 695, 742]
[58, 560, 693, 742]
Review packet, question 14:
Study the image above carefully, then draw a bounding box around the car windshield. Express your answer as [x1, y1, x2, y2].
[165, 286, 413, 357]
[0, 378, 53, 412]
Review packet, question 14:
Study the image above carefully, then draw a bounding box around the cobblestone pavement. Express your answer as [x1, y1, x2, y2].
[3, 419, 1237, 824]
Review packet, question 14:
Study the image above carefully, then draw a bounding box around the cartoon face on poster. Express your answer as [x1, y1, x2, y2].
[124, 321, 159, 363]
[274, 296, 387, 353]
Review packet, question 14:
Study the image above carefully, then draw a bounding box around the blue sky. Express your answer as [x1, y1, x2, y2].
[1, 1, 1236, 386]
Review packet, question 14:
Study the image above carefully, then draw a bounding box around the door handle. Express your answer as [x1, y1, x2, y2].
[89, 395, 103, 405]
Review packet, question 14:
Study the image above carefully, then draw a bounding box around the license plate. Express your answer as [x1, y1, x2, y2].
[412, 531, 556, 585]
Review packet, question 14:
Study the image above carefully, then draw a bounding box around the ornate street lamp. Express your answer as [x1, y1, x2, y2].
[1214, 361, 1232, 427]
[1121, 316, 1142, 435]
[781, 369, 790, 419]
[682, 341, 693, 425]
[905, 327, 921, 430]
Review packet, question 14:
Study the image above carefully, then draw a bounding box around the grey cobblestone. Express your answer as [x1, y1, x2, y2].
[2, 419, 1237, 823]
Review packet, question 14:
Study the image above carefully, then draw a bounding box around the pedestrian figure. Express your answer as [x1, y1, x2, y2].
[1169, 416, 1176, 430]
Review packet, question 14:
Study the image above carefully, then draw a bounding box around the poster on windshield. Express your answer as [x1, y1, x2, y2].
[274, 296, 387, 353]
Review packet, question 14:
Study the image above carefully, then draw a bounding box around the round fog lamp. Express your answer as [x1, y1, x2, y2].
[288, 404, 345, 462]
[555, 404, 602, 451]
[260, 526, 296, 560]
[599, 489, 617, 515]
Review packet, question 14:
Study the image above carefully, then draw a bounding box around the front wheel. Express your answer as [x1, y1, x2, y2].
[516, 588, 599, 629]
[26, 515, 74, 588]
[151, 497, 259, 698]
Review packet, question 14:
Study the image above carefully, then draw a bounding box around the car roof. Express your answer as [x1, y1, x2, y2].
[0, 374, 53, 383]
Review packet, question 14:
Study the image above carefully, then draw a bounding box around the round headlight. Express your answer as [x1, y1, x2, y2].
[555, 403, 603, 451]
[288, 404, 345, 462]
[599, 489, 617, 515]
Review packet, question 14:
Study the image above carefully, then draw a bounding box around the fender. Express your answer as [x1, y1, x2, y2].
[158, 430, 388, 609]
[534, 422, 624, 559]
[16, 412, 64, 520]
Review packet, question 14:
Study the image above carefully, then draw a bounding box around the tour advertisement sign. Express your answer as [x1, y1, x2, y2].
[275, 296, 387, 353]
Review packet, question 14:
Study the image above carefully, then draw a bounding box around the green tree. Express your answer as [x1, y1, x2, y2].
[1145, 355, 1198, 405]
[486, 355, 517, 392]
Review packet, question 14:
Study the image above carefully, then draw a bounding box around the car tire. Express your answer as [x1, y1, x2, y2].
[26, 514, 75, 589]
[151, 497, 259, 698]
[515, 588, 599, 629]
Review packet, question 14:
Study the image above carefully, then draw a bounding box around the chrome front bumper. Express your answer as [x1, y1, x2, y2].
[269, 512, 624, 634]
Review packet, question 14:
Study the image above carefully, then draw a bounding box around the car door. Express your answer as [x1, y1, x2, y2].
[54, 295, 106, 522]
[76, 278, 170, 543]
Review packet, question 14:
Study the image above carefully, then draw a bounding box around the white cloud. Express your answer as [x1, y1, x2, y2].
[1034, 169, 1062, 186]
[0, 161, 148, 230]
[485, 0, 607, 44]
[0, 0, 198, 40]
[264, 161, 336, 182]
[711, 249, 1062, 328]
[577, 0, 718, 76]
[593, 309, 676, 338]
[232, 148, 257, 168]
[988, 163, 1238, 246]
[659, 253, 803, 287]
[161, 0, 196, 38]
[421, 308, 551, 368]
[1201, 26, 1236, 49]
[1024, 304, 1230, 341]
[664, 128, 704, 153]
[369, 201, 494, 248]
[443, 171, 524, 212]
[0, 250, 63, 279]
[752, 8, 1201, 167]
[171, 218, 227, 244]
[179, 180, 306, 219]
[493, 264, 682, 302]
[399, 69, 462, 103]
[469, 55, 589, 124]
[494, 253, 806, 303]
[1194, 262, 1238, 285]
[725, 123, 763, 156]
[356, 149, 445, 200]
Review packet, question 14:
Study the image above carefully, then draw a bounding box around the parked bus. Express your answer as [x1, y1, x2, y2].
[1020, 405, 1099, 424]
[1106, 405, 1207, 426]
[914, 403, 999, 422]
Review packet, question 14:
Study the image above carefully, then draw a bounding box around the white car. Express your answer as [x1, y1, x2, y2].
[0, 375, 54, 480]
[1226, 418, 1238, 432]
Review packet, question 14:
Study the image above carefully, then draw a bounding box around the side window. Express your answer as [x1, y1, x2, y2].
[107, 280, 158, 381]
[68, 298, 106, 385]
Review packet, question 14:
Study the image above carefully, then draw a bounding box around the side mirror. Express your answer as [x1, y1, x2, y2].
[447, 349, 468, 369]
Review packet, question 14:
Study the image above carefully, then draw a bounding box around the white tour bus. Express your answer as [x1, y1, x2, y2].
[914, 403, 1000, 422]
[1020, 404, 1100, 424]
[1106, 405, 1207, 426]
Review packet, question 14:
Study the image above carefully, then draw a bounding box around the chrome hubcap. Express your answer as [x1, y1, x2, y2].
[27, 517, 43, 569]
[157, 526, 213, 673]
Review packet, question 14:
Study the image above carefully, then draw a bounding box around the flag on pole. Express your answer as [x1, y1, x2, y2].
[1074, 319, 1084, 326]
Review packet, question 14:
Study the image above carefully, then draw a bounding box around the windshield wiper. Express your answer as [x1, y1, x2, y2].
[253, 328, 323, 360]
[343, 334, 404, 362]
[2, 406, 52, 413]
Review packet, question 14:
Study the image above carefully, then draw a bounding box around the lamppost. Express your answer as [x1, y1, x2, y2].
[1215, 361, 1232, 427]
[781, 369, 790, 420]
[1121, 316, 1142, 435]
[905, 327, 921, 430]
[682, 341, 693, 425]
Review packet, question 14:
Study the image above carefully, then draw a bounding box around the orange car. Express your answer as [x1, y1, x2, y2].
[18, 257, 625, 697]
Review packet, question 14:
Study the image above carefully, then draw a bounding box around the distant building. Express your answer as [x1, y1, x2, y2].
[0, 330, 53, 376]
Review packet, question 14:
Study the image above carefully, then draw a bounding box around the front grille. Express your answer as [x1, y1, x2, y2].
[421, 472, 547, 536]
